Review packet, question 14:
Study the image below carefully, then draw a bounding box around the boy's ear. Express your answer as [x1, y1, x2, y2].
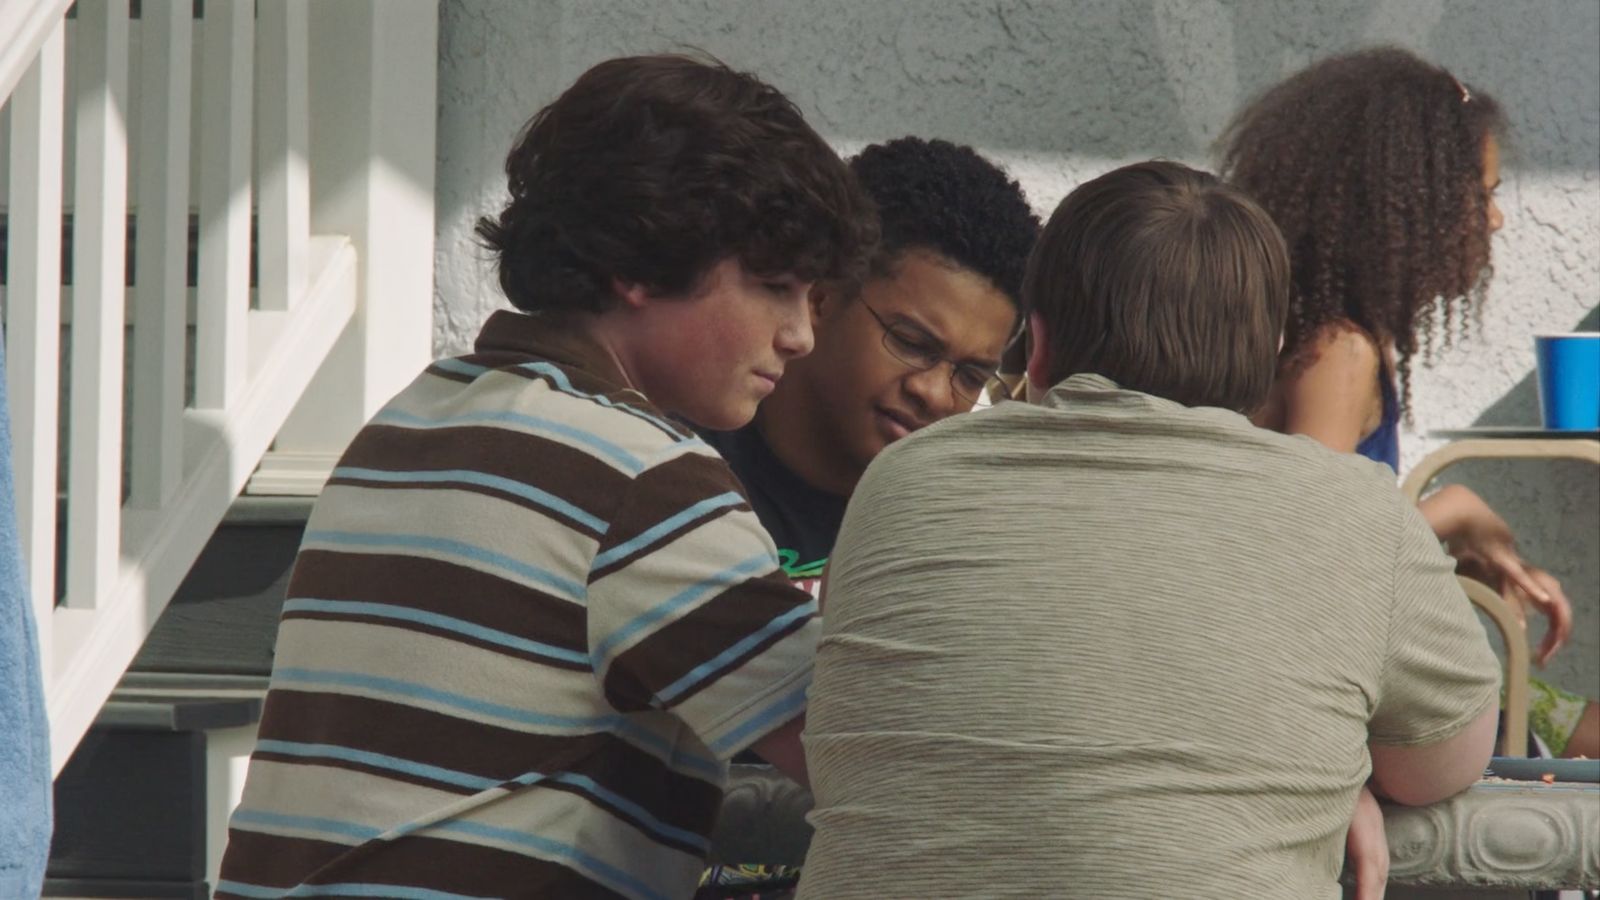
[1025, 310, 1052, 402]
[809, 282, 837, 325]
[611, 277, 652, 310]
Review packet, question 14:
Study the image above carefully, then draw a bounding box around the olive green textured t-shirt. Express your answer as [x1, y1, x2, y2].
[799, 374, 1500, 900]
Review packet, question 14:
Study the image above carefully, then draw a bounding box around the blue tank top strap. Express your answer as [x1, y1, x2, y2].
[1355, 372, 1401, 471]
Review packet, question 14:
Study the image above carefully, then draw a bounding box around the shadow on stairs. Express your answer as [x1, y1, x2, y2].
[45, 497, 309, 899]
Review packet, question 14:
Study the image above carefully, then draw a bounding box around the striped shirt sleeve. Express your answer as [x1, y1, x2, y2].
[586, 443, 820, 759]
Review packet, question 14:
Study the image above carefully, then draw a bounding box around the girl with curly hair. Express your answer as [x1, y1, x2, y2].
[1221, 46, 1596, 760]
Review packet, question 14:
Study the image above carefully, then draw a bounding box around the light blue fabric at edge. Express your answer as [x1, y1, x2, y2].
[0, 337, 53, 898]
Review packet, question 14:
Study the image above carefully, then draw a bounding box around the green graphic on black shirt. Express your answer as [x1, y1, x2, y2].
[777, 548, 827, 580]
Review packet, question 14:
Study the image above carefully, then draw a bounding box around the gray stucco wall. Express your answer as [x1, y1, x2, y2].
[434, 0, 1600, 701]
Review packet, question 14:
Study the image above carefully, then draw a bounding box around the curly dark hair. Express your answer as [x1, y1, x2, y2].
[850, 137, 1040, 309]
[1218, 47, 1506, 409]
[476, 54, 878, 314]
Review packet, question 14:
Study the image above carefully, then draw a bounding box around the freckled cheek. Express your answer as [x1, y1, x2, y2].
[704, 318, 771, 374]
[693, 319, 751, 364]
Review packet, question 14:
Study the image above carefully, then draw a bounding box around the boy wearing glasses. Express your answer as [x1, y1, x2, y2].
[701, 137, 1040, 595]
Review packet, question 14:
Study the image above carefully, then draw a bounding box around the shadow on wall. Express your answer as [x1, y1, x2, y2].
[1474, 305, 1600, 427]
[1228, 0, 1600, 171]
[537, 0, 1599, 167]
[1442, 303, 1600, 699]
[433, 0, 1600, 352]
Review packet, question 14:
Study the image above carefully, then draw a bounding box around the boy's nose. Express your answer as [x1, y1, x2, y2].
[777, 315, 815, 359]
[902, 363, 956, 413]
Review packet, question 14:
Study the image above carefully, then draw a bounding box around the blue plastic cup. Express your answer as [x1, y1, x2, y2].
[1535, 332, 1600, 430]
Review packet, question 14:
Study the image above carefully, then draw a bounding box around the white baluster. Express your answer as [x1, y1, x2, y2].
[255, 0, 309, 312]
[195, 0, 253, 408]
[65, 0, 129, 609]
[128, 0, 192, 509]
[257, 0, 437, 494]
[3, 21, 65, 671]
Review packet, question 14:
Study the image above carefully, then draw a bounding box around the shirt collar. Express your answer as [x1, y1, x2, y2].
[473, 309, 632, 390]
[1038, 371, 1252, 430]
[1039, 372, 1124, 408]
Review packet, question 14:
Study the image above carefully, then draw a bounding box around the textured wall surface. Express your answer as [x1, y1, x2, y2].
[435, 0, 1599, 698]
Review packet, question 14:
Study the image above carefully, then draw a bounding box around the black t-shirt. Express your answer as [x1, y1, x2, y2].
[698, 423, 847, 592]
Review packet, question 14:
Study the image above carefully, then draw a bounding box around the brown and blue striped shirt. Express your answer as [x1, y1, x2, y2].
[217, 311, 820, 900]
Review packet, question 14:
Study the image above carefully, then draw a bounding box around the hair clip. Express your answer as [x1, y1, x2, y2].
[1453, 76, 1472, 104]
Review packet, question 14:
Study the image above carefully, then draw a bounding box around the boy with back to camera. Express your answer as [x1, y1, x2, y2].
[702, 148, 1394, 900]
[215, 54, 876, 900]
[798, 161, 1500, 900]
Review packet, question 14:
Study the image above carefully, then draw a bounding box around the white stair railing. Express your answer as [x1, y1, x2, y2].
[4, 0, 72, 695]
[0, 0, 438, 777]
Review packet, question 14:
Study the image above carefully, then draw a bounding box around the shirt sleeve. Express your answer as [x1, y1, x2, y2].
[586, 442, 819, 760]
[1368, 498, 1503, 746]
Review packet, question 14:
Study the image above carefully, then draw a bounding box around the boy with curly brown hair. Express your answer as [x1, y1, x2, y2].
[217, 54, 876, 900]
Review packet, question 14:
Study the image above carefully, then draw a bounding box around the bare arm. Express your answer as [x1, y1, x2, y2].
[1416, 483, 1480, 540]
[1368, 703, 1497, 806]
[747, 714, 808, 788]
[1277, 326, 1383, 453]
[1343, 785, 1389, 900]
[1419, 484, 1572, 666]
